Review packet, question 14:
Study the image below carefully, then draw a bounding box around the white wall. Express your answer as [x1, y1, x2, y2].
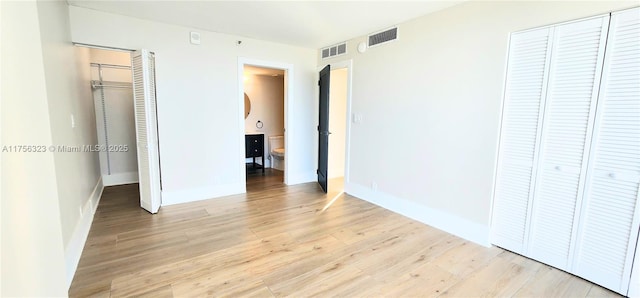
[319, 1, 637, 246]
[244, 74, 285, 168]
[328, 68, 348, 179]
[36, 0, 104, 287]
[68, 6, 318, 204]
[90, 47, 131, 65]
[1, 1, 69, 296]
[89, 48, 138, 186]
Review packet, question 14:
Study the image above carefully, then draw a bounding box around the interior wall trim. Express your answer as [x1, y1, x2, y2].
[102, 171, 138, 186]
[65, 177, 104, 289]
[345, 181, 491, 247]
[162, 183, 245, 206]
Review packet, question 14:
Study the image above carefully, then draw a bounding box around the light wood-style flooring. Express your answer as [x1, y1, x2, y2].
[69, 169, 620, 297]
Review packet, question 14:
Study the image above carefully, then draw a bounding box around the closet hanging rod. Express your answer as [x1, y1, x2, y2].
[92, 85, 131, 89]
[91, 80, 132, 89]
[90, 63, 131, 70]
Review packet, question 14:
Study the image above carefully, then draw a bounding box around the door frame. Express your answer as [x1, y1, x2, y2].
[238, 58, 294, 186]
[317, 59, 353, 186]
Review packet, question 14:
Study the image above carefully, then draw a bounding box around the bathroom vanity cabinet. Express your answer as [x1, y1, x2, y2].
[245, 133, 264, 174]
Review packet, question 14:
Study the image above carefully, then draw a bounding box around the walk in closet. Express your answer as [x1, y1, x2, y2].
[491, 7, 639, 295]
[90, 49, 139, 186]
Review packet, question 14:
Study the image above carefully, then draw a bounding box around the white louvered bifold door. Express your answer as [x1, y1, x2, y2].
[132, 49, 162, 214]
[527, 16, 610, 271]
[573, 8, 640, 295]
[491, 27, 552, 254]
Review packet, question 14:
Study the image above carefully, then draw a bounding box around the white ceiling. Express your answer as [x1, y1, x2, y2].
[66, 1, 463, 49]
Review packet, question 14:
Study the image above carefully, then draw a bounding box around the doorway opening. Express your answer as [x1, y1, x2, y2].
[238, 59, 294, 189]
[79, 44, 162, 214]
[243, 65, 285, 185]
[83, 47, 139, 187]
[317, 60, 352, 196]
[327, 67, 349, 194]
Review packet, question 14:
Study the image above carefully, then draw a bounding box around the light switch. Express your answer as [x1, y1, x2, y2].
[71, 114, 76, 128]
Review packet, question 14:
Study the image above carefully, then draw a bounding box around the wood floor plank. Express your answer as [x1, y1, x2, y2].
[133, 285, 174, 298]
[216, 280, 274, 298]
[109, 232, 295, 297]
[292, 271, 374, 297]
[260, 248, 341, 288]
[171, 271, 264, 297]
[241, 286, 275, 298]
[431, 240, 504, 278]
[267, 260, 364, 297]
[586, 284, 623, 297]
[330, 211, 407, 245]
[368, 263, 460, 297]
[513, 266, 594, 297]
[439, 251, 539, 297]
[68, 281, 112, 298]
[370, 233, 464, 284]
[68, 169, 621, 298]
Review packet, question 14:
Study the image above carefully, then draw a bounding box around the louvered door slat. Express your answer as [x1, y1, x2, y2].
[527, 16, 609, 271]
[132, 49, 162, 214]
[573, 8, 640, 294]
[491, 28, 552, 253]
[132, 56, 150, 209]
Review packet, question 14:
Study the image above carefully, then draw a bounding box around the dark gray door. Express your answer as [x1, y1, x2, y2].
[318, 65, 331, 193]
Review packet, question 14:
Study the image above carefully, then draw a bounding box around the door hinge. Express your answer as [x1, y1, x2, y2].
[317, 125, 320, 131]
[316, 169, 319, 174]
[318, 80, 321, 86]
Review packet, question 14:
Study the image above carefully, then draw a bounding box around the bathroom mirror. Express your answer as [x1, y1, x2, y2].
[244, 93, 251, 119]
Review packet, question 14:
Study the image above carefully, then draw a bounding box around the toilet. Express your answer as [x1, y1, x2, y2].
[268, 135, 285, 171]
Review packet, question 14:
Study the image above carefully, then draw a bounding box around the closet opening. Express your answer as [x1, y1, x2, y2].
[490, 8, 640, 296]
[86, 47, 139, 187]
[81, 44, 163, 213]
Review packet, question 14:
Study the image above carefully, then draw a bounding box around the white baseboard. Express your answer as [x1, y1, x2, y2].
[102, 171, 138, 186]
[65, 177, 104, 289]
[162, 183, 245, 206]
[345, 182, 491, 247]
[286, 171, 316, 185]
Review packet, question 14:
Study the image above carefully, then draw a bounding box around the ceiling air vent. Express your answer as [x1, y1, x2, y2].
[321, 42, 347, 59]
[368, 27, 398, 47]
[321, 48, 331, 59]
